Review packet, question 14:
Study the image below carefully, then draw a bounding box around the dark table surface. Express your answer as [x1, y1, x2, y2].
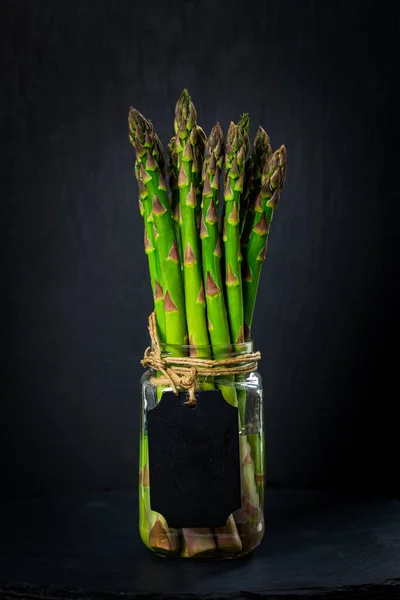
[1, 489, 400, 599]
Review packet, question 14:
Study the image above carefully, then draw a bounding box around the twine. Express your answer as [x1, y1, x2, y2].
[141, 312, 261, 406]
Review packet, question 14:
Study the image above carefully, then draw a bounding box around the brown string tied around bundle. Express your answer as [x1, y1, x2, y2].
[141, 312, 262, 406]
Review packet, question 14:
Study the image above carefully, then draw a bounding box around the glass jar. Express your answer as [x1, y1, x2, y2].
[139, 342, 264, 559]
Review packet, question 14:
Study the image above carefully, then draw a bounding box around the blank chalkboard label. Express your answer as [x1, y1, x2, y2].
[147, 389, 241, 529]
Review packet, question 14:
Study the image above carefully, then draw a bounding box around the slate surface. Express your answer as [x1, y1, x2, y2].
[1, 490, 400, 598]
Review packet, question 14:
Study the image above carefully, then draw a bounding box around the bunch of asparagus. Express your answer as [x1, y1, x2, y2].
[130, 90, 287, 558]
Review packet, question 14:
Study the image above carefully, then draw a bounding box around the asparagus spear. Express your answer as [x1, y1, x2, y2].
[223, 121, 248, 346]
[236, 112, 252, 238]
[243, 145, 287, 341]
[241, 127, 272, 249]
[233, 438, 264, 553]
[223, 118, 265, 529]
[241, 143, 286, 503]
[174, 90, 217, 557]
[129, 110, 166, 343]
[200, 123, 230, 353]
[223, 119, 251, 432]
[129, 107, 188, 350]
[200, 124, 242, 554]
[237, 127, 273, 503]
[174, 89, 210, 355]
[199, 124, 238, 404]
[167, 137, 182, 261]
[130, 110, 176, 552]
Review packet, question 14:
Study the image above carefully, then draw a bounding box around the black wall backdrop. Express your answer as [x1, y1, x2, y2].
[1, 0, 398, 498]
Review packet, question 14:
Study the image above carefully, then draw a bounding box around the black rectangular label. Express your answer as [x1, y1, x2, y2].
[147, 389, 241, 528]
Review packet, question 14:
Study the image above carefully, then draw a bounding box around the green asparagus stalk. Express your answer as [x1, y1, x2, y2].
[129, 107, 188, 351]
[223, 121, 248, 346]
[129, 110, 166, 343]
[131, 109, 179, 553]
[239, 127, 272, 502]
[222, 119, 250, 433]
[200, 123, 242, 554]
[241, 127, 272, 250]
[225, 114, 263, 520]
[236, 112, 251, 238]
[174, 89, 210, 355]
[243, 145, 287, 341]
[199, 125, 237, 403]
[200, 123, 230, 353]
[167, 137, 182, 262]
[174, 90, 217, 557]
[233, 438, 264, 553]
[223, 118, 262, 523]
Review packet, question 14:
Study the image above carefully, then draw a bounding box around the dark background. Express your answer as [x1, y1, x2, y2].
[1, 0, 398, 499]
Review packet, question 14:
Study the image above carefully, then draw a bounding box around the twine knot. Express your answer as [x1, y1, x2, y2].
[141, 312, 261, 406]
